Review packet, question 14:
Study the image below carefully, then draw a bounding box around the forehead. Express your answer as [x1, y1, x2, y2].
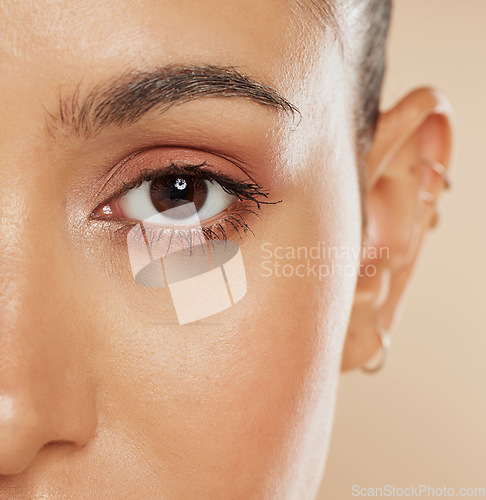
[0, 0, 347, 165]
[0, 0, 329, 91]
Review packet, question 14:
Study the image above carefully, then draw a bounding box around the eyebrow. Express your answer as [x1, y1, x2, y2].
[53, 65, 300, 137]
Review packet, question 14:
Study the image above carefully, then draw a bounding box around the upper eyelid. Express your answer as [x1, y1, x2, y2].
[116, 164, 271, 203]
[105, 162, 213, 202]
[91, 144, 267, 212]
[119, 163, 208, 192]
[93, 162, 277, 218]
[99, 146, 259, 190]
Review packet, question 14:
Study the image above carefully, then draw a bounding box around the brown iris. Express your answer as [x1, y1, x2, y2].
[149, 175, 208, 216]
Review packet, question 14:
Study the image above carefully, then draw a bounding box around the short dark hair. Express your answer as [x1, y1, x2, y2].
[346, 0, 392, 222]
[350, 0, 392, 150]
[302, 0, 392, 150]
[302, 0, 392, 224]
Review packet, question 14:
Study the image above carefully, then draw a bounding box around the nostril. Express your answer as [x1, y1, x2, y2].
[0, 455, 36, 476]
[0, 432, 39, 476]
[0, 395, 48, 476]
[0, 390, 98, 476]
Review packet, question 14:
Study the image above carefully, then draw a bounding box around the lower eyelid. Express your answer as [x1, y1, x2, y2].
[142, 203, 255, 244]
[94, 201, 259, 252]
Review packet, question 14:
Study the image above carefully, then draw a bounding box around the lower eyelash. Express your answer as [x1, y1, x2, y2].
[109, 202, 262, 256]
[201, 207, 257, 240]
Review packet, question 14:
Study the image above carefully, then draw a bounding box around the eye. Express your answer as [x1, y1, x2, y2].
[92, 157, 279, 246]
[117, 174, 236, 225]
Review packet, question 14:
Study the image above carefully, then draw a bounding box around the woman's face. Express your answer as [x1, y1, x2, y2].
[0, 0, 363, 497]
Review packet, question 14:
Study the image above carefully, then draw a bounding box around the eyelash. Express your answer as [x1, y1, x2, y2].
[96, 161, 280, 248]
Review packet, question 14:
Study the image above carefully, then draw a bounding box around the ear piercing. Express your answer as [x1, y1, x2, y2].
[362, 160, 448, 374]
[422, 158, 451, 190]
[420, 191, 440, 228]
[420, 159, 451, 229]
[361, 327, 391, 374]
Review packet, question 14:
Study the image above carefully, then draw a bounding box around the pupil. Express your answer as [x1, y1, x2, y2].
[150, 175, 208, 215]
[173, 178, 187, 192]
[167, 178, 189, 200]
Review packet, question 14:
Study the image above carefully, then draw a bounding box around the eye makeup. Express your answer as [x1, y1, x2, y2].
[90, 147, 281, 251]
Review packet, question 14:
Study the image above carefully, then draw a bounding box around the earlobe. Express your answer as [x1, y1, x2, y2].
[341, 87, 454, 373]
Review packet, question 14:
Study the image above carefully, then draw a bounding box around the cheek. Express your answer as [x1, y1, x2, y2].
[82, 156, 361, 496]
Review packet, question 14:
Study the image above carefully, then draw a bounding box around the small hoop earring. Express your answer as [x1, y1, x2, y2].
[419, 157, 451, 229]
[361, 327, 391, 374]
[421, 158, 451, 190]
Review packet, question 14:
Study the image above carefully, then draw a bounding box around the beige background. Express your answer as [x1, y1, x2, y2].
[318, 1, 486, 498]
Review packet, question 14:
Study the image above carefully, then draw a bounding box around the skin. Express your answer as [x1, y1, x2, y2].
[0, 1, 453, 499]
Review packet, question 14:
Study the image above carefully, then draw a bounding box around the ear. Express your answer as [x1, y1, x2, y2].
[341, 87, 454, 372]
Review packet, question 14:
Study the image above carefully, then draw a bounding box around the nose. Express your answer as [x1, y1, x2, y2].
[0, 389, 97, 476]
[0, 222, 98, 476]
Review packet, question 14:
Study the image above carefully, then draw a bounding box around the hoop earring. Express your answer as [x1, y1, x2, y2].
[361, 327, 391, 374]
[419, 159, 451, 229]
[421, 158, 451, 189]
